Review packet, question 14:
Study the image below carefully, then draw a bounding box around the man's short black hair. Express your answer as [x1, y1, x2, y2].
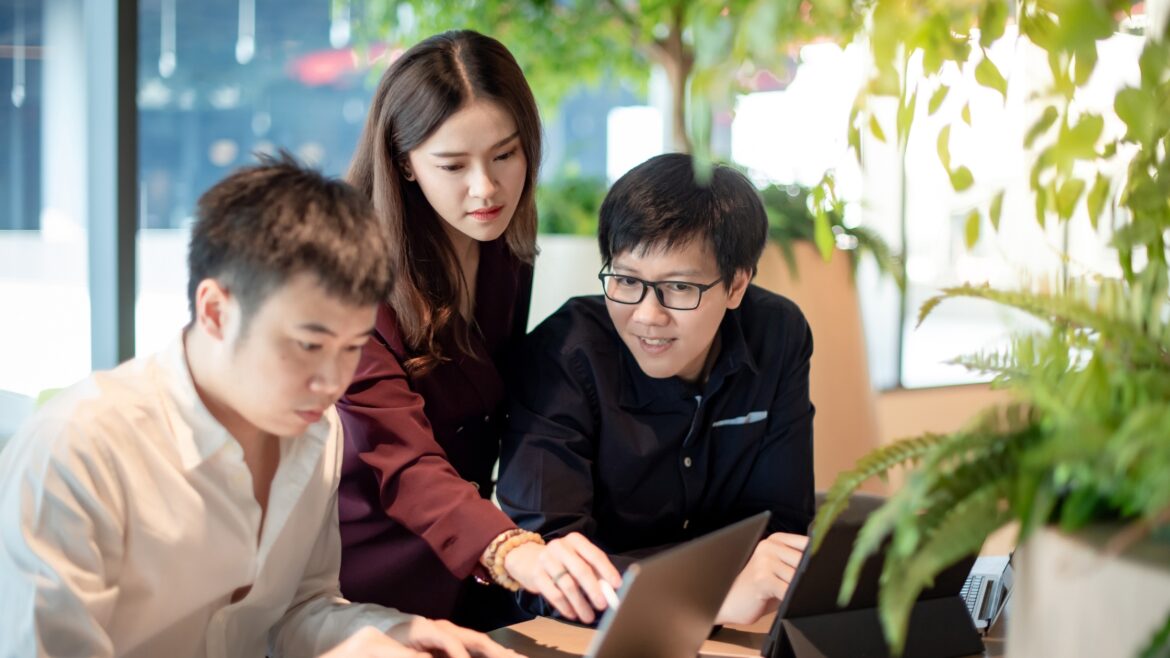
[187, 152, 392, 325]
[598, 153, 768, 284]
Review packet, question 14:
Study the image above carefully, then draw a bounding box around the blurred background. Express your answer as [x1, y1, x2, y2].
[0, 0, 1143, 482]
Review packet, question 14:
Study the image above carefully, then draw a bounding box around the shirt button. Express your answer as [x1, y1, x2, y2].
[456, 426, 464, 433]
[483, 414, 491, 423]
[683, 519, 690, 529]
[683, 456, 693, 468]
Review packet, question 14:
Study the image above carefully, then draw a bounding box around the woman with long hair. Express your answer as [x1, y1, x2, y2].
[339, 30, 620, 631]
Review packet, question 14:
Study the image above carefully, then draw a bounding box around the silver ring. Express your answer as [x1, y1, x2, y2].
[550, 570, 569, 582]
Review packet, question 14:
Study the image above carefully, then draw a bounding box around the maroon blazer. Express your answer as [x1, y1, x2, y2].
[336, 238, 533, 622]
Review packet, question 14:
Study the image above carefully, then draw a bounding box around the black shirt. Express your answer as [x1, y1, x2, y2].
[498, 285, 815, 572]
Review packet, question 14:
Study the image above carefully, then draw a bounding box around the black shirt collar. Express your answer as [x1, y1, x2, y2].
[618, 304, 759, 411]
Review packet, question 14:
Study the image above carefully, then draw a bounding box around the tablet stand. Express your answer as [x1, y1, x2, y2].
[766, 595, 985, 658]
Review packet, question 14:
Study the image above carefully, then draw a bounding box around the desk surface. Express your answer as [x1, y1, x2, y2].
[488, 615, 1005, 658]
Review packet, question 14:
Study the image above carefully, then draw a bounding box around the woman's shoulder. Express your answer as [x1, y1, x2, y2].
[372, 302, 409, 358]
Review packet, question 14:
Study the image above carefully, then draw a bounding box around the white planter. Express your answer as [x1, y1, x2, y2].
[530, 234, 603, 331]
[1007, 525, 1170, 658]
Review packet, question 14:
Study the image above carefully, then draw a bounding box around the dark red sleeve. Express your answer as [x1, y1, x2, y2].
[338, 326, 516, 580]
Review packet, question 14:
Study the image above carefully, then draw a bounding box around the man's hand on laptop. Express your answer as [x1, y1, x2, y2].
[715, 532, 808, 626]
[504, 532, 623, 624]
[320, 621, 521, 658]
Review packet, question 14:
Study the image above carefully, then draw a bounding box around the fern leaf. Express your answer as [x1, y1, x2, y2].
[878, 482, 1011, 655]
[810, 434, 947, 553]
[1138, 608, 1170, 658]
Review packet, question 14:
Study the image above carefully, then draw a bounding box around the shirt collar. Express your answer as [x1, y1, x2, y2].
[618, 305, 758, 411]
[158, 333, 233, 470]
[158, 333, 332, 471]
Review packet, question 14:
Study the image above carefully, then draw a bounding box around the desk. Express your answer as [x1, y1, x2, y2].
[489, 615, 1005, 657]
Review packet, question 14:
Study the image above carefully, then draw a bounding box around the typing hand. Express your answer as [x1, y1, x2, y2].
[715, 532, 807, 626]
[318, 626, 427, 658]
[387, 617, 525, 658]
[504, 532, 623, 624]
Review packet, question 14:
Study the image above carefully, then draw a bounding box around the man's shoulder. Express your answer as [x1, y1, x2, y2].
[739, 284, 809, 335]
[525, 295, 619, 357]
[8, 354, 169, 469]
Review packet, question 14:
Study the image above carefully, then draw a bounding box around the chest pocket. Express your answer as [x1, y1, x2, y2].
[711, 410, 768, 428]
[708, 410, 770, 473]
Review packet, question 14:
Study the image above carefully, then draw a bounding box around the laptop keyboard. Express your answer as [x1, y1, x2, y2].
[960, 574, 985, 617]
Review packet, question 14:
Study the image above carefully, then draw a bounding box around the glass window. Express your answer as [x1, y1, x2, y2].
[0, 0, 92, 422]
[730, 31, 1139, 389]
[135, 0, 376, 355]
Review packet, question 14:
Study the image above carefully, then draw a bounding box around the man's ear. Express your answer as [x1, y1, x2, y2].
[193, 278, 233, 341]
[725, 269, 752, 310]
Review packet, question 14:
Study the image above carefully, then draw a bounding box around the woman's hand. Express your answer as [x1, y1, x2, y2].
[503, 532, 623, 624]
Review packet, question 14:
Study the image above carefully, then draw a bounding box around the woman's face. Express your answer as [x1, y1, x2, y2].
[406, 99, 528, 248]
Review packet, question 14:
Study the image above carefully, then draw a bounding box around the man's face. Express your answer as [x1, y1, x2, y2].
[212, 273, 376, 439]
[604, 240, 749, 383]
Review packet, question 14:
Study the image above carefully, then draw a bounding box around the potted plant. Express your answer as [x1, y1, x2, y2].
[810, 1, 1170, 656]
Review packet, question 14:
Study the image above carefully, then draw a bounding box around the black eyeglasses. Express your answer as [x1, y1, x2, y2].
[598, 271, 722, 311]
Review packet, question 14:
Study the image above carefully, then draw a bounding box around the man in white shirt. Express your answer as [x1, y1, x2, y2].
[0, 155, 519, 658]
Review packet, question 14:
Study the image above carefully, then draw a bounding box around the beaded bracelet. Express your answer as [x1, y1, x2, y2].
[481, 528, 545, 591]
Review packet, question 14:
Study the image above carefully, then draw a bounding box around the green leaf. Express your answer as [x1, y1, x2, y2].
[809, 435, 948, 553]
[1063, 114, 1105, 159]
[813, 206, 835, 261]
[928, 85, 949, 115]
[1073, 45, 1098, 86]
[869, 114, 888, 143]
[962, 102, 972, 125]
[937, 125, 952, 170]
[878, 483, 1010, 655]
[990, 190, 1005, 231]
[979, 1, 1008, 49]
[1035, 186, 1048, 227]
[1025, 106, 1060, 149]
[1086, 173, 1110, 230]
[1139, 38, 1170, 88]
[1056, 178, 1086, 221]
[897, 88, 918, 148]
[975, 55, 1007, 100]
[1116, 87, 1156, 146]
[950, 166, 974, 192]
[1137, 610, 1170, 658]
[965, 209, 981, 248]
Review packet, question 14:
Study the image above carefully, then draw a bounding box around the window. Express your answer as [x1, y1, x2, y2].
[135, 0, 377, 354]
[0, 0, 92, 408]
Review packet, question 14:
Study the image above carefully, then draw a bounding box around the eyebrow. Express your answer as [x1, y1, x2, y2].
[297, 323, 376, 339]
[613, 264, 704, 279]
[429, 132, 520, 158]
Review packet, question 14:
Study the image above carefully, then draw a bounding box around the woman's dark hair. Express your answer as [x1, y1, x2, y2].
[599, 153, 768, 284]
[187, 151, 392, 330]
[348, 30, 541, 375]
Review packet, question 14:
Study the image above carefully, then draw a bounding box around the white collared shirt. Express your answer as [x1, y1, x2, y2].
[0, 337, 413, 658]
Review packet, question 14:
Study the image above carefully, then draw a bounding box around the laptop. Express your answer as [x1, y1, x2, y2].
[961, 554, 1013, 634]
[763, 508, 985, 658]
[491, 511, 770, 658]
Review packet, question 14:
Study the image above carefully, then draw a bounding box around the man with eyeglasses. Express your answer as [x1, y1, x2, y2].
[497, 153, 814, 626]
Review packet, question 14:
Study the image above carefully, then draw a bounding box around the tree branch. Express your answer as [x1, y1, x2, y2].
[602, 0, 669, 63]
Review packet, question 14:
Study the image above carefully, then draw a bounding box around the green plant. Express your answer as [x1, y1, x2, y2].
[349, 0, 859, 156]
[813, 2, 1170, 655]
[535, 176, 608, 236]
[761, 181, 904, 288]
